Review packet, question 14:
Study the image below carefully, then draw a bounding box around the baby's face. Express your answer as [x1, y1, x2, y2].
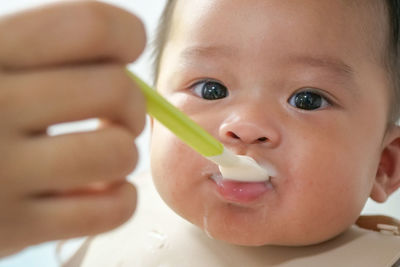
[151, 0, 391, 245]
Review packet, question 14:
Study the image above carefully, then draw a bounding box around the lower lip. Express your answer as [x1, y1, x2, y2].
[211, 175, 272, 204]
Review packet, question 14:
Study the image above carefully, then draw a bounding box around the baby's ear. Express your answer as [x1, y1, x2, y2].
[371, 125, 400, 203]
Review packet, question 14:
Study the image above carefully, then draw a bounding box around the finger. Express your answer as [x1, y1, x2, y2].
[4, 127, 138, 193]
[0, 1, 146, 69]
[0, 63, 146, 136]
[8, 182, 136, 248]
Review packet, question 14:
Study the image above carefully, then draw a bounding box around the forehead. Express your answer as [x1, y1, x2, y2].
[167, 0, 386, 66]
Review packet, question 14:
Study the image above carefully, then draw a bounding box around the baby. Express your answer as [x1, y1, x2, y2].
[73, 0, 400, 266]
[0, 0, 400, 266]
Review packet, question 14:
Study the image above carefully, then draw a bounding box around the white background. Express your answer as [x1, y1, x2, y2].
[0, 1, 398, 266]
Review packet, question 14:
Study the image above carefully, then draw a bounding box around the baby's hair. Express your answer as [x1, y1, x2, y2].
[152, 0, 400, 124]
[152, 0, 177, 82]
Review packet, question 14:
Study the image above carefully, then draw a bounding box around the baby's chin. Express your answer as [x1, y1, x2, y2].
[164, 195, 350, 247]
[193, 215, 350, 247]
[163, 193, 351, 247]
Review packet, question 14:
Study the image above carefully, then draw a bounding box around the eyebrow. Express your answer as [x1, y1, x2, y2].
[286, 55, 355, 78]
[180, 45, 236, 60]
[180, 45, 354, 78]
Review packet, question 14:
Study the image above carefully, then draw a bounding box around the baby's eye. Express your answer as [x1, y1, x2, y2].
[191, 80, 228, 100]
[288, 89, 330, 110]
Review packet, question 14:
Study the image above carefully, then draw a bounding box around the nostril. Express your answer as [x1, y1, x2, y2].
[227, 131, 240, 139]
[250, 137, 268, 144]
[226, 131, 269, 143]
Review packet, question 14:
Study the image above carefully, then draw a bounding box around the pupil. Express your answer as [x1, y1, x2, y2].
[295, 92, 322, 110]
[202, 82, 227, 100]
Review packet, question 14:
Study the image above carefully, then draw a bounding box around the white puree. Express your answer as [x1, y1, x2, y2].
[207, 148, 270, 182]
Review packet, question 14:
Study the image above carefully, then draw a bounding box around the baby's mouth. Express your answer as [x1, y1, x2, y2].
[210, 173, 274, 204]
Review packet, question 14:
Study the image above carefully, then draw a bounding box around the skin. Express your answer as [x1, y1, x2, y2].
[151, 0, 400, 246]
[0, 1, 146, 256]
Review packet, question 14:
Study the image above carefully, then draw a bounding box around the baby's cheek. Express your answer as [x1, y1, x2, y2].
[151, 124, 205, 215]
[280, 142, 368, 233]
[151, 126, 178, 199]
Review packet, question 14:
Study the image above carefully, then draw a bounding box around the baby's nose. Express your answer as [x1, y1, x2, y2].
[219, 119, 279, 147]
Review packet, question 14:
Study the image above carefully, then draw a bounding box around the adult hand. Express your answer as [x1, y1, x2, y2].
[0, 1, 146, 256]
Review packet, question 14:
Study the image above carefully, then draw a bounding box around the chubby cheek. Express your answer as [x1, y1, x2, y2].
[280, 133, 378, 241]
[150, 122, 211, 224]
